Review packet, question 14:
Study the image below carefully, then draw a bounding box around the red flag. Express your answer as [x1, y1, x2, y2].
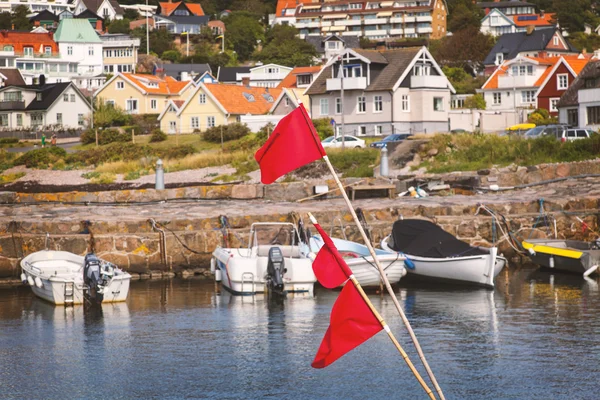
[312, 283, 382, 368]
[254, 104, 326, 184]
[312, 223, 354, 288]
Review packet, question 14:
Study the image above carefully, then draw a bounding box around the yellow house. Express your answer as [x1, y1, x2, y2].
[95, 72, 194, 115]
[159, 83, 282, 134]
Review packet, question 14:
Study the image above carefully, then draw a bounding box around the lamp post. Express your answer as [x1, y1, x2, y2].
[338, 54, 345, 150]
[145, 0, 150, 54]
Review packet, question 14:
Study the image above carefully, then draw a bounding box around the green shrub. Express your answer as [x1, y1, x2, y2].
[149, 128, 168, 142]
[90, 172, 116, 184]
[81, 171, 101, 179]
[312, 118, 334, 141]
[80, 128, 131, 145]
[203, 123, 250, 143]
[68, 143, 196, 166]
[124, 170, 141, 180]
[122, 125, 142, 136]
[14, 147, 68, 168]
[0, 138, 19, 144]
[327, 148, 379, 177]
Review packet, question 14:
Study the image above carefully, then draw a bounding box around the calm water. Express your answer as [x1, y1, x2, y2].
[1, 267, 599, 400]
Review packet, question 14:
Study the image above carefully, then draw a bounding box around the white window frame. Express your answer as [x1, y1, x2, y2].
[557, 73, 568, 90]
[553, 36, 559, 46]
[373, 95, 383, 113]
[549, 97, 560, 112]
[493, 92, 502, 105]
[199, 93, 206, 104]
[116, 81, 124, 90]
[56, 113, 62, 124]
[67, 46, 72, 55]
[63, 94, 69, 102]
[16, 113, 22, 127]
[207, 116, 216, 128]
[375, 125, 383, 135]
[357, 96, 366, 113]
[191, 116, 199, 129]
[78, 114, 84, 126]
[169, 121, 177, 134]
[359, 126, 367, 136]
[150, 99, 157, 110]
[126, 99, 138, 112]
[521, 90, 535, 103]
[319, 98, 329, 116]
[401, 94, 410, 112]
[70, 94, 75, 102]
[335, 97, 341, 114]
[88, 46, 94, 56]
[433, 97, 444, 111]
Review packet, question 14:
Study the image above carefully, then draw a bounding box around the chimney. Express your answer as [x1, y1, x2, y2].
[376, 42, 386, 51]
[241, 76, 250, 87]
[582, 48, 587, 54]
[538, 50, 546, 58]
[526, 25, 535, 35]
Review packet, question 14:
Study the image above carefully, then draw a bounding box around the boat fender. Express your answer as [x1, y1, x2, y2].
[527, 248, 536, 256]
[20, 273, 27, 284]
[549, 256, 554, 269]
[215, 269, 222, 282]
[404, 256, 416, 270]
[27, 275, 34, 286]
[584, 265, 598, 278]
[210, 257, 215, 274]
[34, 276, 43, 288]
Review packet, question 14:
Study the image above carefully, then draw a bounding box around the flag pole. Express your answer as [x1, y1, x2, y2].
[295, 104, 445, 399]
[308, 213, 436, 400]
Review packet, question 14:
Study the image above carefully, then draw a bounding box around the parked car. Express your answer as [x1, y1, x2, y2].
[559, 128, 594, 142]
[321, 135, 366, 149]
[524, 124, 568, 139]
[505, 123, 536, 136]
[369, 133, 411, 148]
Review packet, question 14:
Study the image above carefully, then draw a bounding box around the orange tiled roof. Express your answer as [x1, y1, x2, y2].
[122, 73, 188, 95]
[159, 1, 204, 16]
[0, 31, 58, 54]
[277, 66, 321, 89]
[204, 83, 282, 115]
[186, 3, 204, 16]
[276, 0, 313, 17]
[563, 54, 593, 75]
[513, 13, 555, 27]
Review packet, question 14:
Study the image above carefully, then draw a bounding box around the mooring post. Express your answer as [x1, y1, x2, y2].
[155, 159, 164, 190]
[380, 145, 389, 177]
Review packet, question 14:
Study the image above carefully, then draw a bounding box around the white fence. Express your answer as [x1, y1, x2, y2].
[449, 109, 523, 133]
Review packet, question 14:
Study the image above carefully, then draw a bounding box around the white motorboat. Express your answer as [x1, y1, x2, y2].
[20, 250, 131, 306]
[308, 235, 407, 288]
[381, 219, 507, 288]
[211, 222, 316, 295]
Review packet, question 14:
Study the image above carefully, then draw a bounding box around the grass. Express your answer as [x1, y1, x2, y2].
[163, 150, 250, 173]
[327, 148, 380, 177]
[75, 133, 222, 153]
[90, 172, 116, 184]
[0, 172, 25, 184]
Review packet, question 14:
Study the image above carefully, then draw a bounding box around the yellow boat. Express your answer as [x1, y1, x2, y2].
[522, 239, 600, 277]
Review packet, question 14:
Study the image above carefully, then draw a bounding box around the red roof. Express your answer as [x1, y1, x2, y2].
[122, 73, 189, 95]
[277, 66, 321, 89]
[159, 1, 204, 16]
[203, 83, 282, 115]
[276, 0, 313, 17]
[513, 13, 555, 27]
[0, 31, 57, 55]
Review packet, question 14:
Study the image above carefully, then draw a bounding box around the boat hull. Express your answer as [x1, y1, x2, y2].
[29, 276, 130, 306]
[522, 239, 600, 275]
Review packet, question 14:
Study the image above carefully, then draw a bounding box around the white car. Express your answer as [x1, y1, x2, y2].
[321, 135, 366, 149]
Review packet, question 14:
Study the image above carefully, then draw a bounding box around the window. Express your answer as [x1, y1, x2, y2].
[557, 74, 568, 90]
[16, 114, 22, 127]
[567, 109, 578, 127]
[0, 114, 7, 127]
[3, 45, 13, 51]
[56, 113, 62, 124]
[373, 95, 383, 112]
[126, 99, 138, 113]
[375, 125, 383, 135]
[267, 67, 279, 74]
[587, 106, 600, 125]
[88, 47, 94, 56]
[70, 94, 75, 102]
[357, 96, 366, 113]
[491, 15, 498, 25]
[24, 47, 33, 56]
[284, 97, 289, 107]
[36, 93, 42, 101]
[550, 98, 560, 112]
[44, 46, 52, 55]
[169, 121, 177, 133]
[297, 74, 312, 86]
[414, 64, 431, 76]
[553, 36, 559, 46]
[401, 94, 410, 112]
[493, 92, 502, 105]
[88, 65, 94, 73]
[116, 81, 124, 90]
[199, 93, 206, 104]
[320, 98, 329, 115]
[150, 99, 157, 110]
[78, 114, 84, 126]
[495, 53, 504, 65]
[334, 97, 342, 114]
[191, 117, 199, 129]
[343, 65, 362, 78]
[521, 90, 535, 103]
[359, 126, 367, 136]
[106, 100, 115, 107]
[433, 97, 444, 111]
[63, 94, 69, 102]
[207, 116, 216, 128]
[67, 46, 72, 55]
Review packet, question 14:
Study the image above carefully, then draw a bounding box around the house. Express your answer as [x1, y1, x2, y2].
[154, 1, 208, 34]
[216, 66, 251, 84]
[54, 18, 105, 91]
[273, 0, 448, 40]
[161, 63, 212, 82]
[305, 35, 360, 64]
[305, 46, 455, 136]
[100, 33, 140, 74]
[479, 54, 591, 116]
[0, 0, 73, 14]
[477, 1, 536, 16]
[557, 60, 600, 129]
[95, 72, 194, 114]
[0, 69, 26, 87]
[0, 82, 91, 130]
[29, 10, 60, 30]
[208, 20, 225, 36]
[483, 27, 579, 74]
[121, 3, 157, 18]
[73, 0, 124, 21]
[193, 71, 217, 85]
[158, 83, 282, 134]
[480, 8, 556, 37]
[271, 66, 322, 115]
[74, 9, 105, 32]
[217, 64, 293, 88]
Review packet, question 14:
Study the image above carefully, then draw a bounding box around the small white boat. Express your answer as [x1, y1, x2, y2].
[20, 250, 131, 306]
[211, 222, 316, 295]
[381, 219, 507, 288]
[308, 235, 407, 288]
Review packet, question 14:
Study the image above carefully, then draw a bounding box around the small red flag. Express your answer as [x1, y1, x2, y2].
[312, 283, 383, 368]
[312, 223, 354, 288]
[254, 104, 326, 184]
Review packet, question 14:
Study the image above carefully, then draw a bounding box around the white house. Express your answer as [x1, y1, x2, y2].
[557, 59, 600, 130]
[73, 0, 124, 20]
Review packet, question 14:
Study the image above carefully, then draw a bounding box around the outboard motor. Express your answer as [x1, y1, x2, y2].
[83, 253, 105, 305]
[266, 247, 286, 296]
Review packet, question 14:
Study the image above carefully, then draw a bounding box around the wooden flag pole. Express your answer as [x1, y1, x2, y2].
[308, 213, 436, 400]
[320, 155, 446, 400]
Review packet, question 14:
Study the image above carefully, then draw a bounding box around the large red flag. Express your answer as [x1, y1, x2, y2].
[254, 104, 326, 184]
[312, 223, 354, 288]
[312, 283, 383, 368]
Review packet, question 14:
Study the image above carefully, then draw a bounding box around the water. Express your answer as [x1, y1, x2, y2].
[1, 267, 599, 400]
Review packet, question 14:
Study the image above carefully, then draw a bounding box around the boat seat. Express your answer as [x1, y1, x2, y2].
[256, 245, 301, 258]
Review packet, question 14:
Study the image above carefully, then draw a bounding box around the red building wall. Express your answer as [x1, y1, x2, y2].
[537, 63, 572, 116]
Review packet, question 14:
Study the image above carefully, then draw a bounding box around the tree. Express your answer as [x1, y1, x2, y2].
[93, 99, 131, 128]
[132, 27, 174, 55]
[107, 18, 131, 34]
[161, 49, 182, 62]
[123, 9, 140, 20]
[464, 94, 486, 110]
[0, 12, 11, 30]
[447, 0, 483, 33]
[442, 66, 486, 94]
[11, 5, 32, 31]
[254, 24, 316, 67]
[568, 32, 600, 52]
[553, 0, 597, 33]
[222, 11, 264, 61]
[430, 27, 495, 72]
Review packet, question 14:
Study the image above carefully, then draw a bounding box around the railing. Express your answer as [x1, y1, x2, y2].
[411, 75, 447, 89]
[326, 77, 367, 91]
[336, 19, 362, 26]
[0, 100, 25, 110]
[15, 52, 61, 59]
[341, 31, 362, 36]
[101, 39, 141, 47]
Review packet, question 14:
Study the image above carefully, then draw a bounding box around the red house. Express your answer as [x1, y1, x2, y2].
[535, 54, 591, 116]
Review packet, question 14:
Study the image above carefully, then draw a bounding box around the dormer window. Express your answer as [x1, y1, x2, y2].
[495, 53, 504, 65]
[297, 74, 312, 86]
[44, 46, 52, 55]
[36, 93, 42, 101]
[174, 9, 189, 16]
[343, 65, 362, 78]
[144, 82, 159, 88]
[24, 47, 34, 56]
[267, 67, 280, 74]
[327, 41, 340, 50]
[262, 93, 274, 102]
[413, 64, 431, 76]
[243, 92, 255, 102]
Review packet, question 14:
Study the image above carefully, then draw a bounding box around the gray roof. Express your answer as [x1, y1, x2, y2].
[305, 35, 360, 54]
[162, 63, 212, 80]
[306, 47, 421, 95]
[81, 0, 124, 14]
[483, 27, 576, 66]
[557, 60, 600, 108]
[158, 15, 209, 25]
[477, 1, 535, 8]
[0, 82, 73, 111]
[217, 66, 251, 83]
[0, 69, 26, 86]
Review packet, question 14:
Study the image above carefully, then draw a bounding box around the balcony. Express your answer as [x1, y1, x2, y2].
[0, 100, 25, 110]
[497, 74, 537, 89]
[416, 16, 432, 22]
[391, 16, 415, 23]
[411, 75, 448, 89]
[101, 39, 141, 47]
[326, 77, 367, 91]
[336, 19, 362, 26]
[341, 30, 362, 36]
[389, 28, 404, 35]
[364, 29, 388, 36]
[363, 18, 387, 25]
[416, 26, 433, 33]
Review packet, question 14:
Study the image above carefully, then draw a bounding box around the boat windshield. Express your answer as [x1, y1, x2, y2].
[251, 224, 299, 247]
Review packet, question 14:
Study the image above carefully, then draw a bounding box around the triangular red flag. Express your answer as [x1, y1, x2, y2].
[312, 223, 354, 288]
[254, 104, 326, 184]
[312, 283, 383, 368]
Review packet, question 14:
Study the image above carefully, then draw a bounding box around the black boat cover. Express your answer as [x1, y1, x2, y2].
[389, 219, 488, 258]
